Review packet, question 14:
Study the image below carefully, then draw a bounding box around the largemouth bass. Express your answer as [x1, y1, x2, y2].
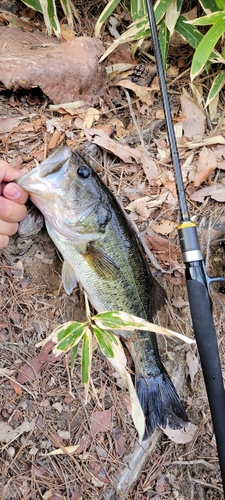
[16, 145, 188, 437]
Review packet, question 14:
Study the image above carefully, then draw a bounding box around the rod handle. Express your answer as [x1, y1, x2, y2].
[186, 266, 225, 490]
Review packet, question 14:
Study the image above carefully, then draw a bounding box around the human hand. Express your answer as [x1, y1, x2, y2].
[0, 160, 28, 250]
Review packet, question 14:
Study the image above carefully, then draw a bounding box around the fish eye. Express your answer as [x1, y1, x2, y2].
[77, 165, 90, 178]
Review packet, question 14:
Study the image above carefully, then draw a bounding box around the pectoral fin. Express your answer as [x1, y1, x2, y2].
[82, 243, 119, 280]
[62, 260, 77, 295]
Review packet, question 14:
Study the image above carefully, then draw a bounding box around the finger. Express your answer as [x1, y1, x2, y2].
[0, 197, 27, 223]
[0, 160, 25, 183]
[3, 182, 28, 204]
[0, 234, 9, 250]
[0, 220, 18, 237]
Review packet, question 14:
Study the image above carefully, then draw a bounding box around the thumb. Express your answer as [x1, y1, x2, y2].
[3, 182, 29, 204]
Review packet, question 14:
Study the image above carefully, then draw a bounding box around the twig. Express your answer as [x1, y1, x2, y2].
[123, 88, 150, 156]
[164, 459, 217, 470]
[188, 475, 223, 493]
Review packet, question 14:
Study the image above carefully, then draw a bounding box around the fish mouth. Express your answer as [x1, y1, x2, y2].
[15, 145, 72, 198]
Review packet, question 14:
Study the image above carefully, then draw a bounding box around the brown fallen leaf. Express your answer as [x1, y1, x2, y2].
[0, 117, 19, 135]
[9, 378, 22, 396]
[180, 95, 206, 139]
[89, 461, 109, 484]
[17, 340, 62, 384]
[85, 127, 159, 184]
[90, 407, 115, 436]
[151, 219, 177, 235]
[0, 420, 35, 443]
[190, 183, 225, 202]
[117, 79, 154, 106]
[112, 428, 126, 457]
[194, 146, 217, 187]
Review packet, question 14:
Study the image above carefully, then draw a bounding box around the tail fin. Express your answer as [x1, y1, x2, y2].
[136, 372, 188, 439]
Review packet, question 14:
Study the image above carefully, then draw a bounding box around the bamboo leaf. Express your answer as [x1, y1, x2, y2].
[93, 325, 118, 358]
[216, 0, 225, 8]
[186, 11, 225, 25]
[205, 73, 225, 107]
[158, 19, 170, 68]
[131, 0, 146, 22]
[71, 344, 79, 368]
[60, 0, 74, 28]
[82, 326, 92, 401]
[95, 0, 121, 37]
[154, 0, 174, 23]
[175, 14, 204, 48]
[165, 0, 181, 35]
[94, 311, 195, 344]
[57, 323, 85, 351]
[103, 332, 145, 441]
[191, 17, 225, 79]
[199, 0, 220, 12]
[21, 0, 42, 12]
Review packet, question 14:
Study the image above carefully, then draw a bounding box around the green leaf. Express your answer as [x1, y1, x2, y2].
[216, 0, 225, 9]
[175, 14, 204, 49]
[154, 0, 174, 24]
[95, 0, 121, 37]
[186, 11, 225, 25]
[94, 310, 194, 344]
[60, 0, 74, 28]
[199, 0, 218, 12]
[57, 323, 85, 351]
[191, 17, 225, 79]
[71, 344, 79, 368]
[21, 0, 42, 12]
[205, 73, 225, 107]
[93, 325, 118, 358]
[158, 19, 170, 68]
[131, 0, 146, 22]
[81, 327, 92, 387]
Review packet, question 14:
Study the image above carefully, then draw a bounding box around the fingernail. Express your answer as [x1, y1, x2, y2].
[5, 184, 21, 199]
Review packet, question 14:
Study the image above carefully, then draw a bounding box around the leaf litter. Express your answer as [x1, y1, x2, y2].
[0, 4, 225, 499]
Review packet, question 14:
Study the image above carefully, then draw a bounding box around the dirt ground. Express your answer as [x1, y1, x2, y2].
[0, 1, 225, 499]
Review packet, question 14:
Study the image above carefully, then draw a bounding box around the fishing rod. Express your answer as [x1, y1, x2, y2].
[146, 0, 225, 492]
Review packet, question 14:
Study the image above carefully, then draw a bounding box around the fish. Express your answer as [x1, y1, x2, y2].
[15, 145, 188, 438]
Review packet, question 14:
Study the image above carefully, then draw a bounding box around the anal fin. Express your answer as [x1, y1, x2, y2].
[62, 260, 77, 295]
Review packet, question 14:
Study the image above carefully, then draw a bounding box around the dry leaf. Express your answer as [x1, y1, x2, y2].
[9, 379, 22, 396]
[0, 420, 35, 443]
[112, 428, 126, 457]
[186, 350, 199, 384]
[82, 108, 100, 130]
[151, 219, 177, 235]
[17, 340, 62, 384]
[190, 183, 225, 202]
[180, 95, 206, 139]
[110, 117, 126, 139]
[117, 79, 154, 106]
[184, 135, 225, 149]
[162, 421, 198, 443]
[0, 368, 15, 378]
[194, 147, 217, 187]
[0, 117, 19, 135]
[85, 128, 159, 185]
[42, 444, 81, 456]
[90, 407, 114, 436]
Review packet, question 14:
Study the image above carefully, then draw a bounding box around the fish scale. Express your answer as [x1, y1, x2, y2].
[16, 145, 188, 438]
